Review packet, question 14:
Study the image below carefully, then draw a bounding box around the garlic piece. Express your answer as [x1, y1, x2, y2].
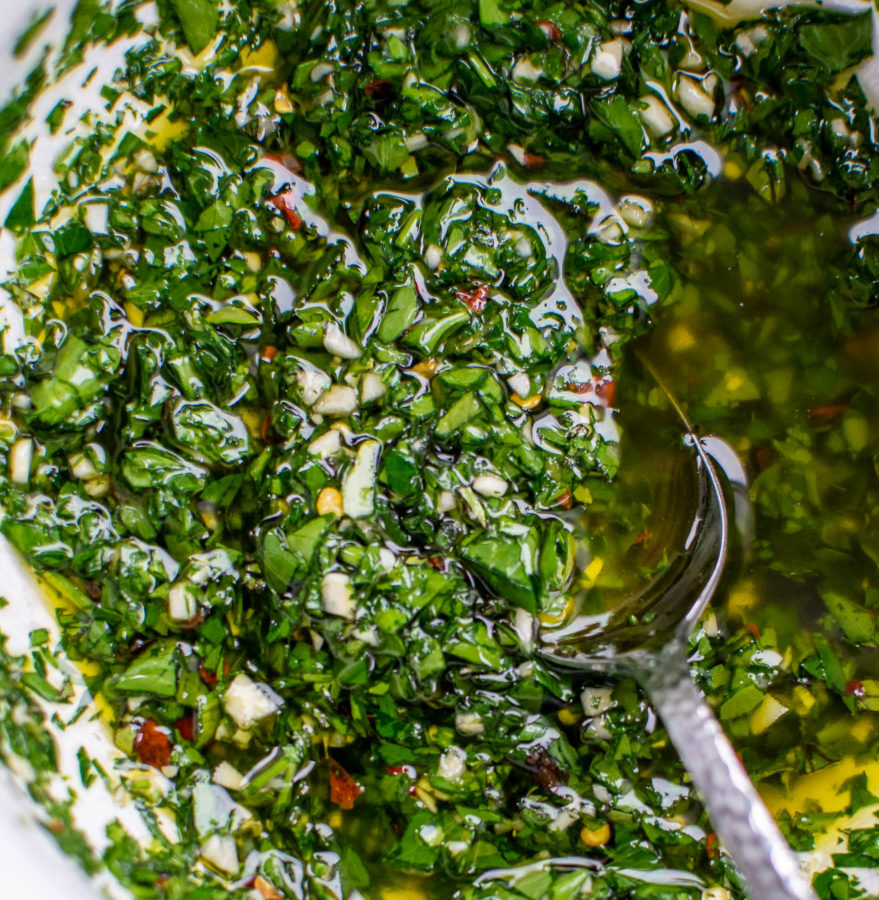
[323, 322, 361, 359]
[313, 384, 358, 416]
[321, 571, 357, 620]
[472, 473, 509, 498]
[223, 675, 283, 729]
[591, 39, 624, 80]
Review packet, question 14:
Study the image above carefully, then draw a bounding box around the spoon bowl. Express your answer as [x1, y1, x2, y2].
[536, 353, 817, 900]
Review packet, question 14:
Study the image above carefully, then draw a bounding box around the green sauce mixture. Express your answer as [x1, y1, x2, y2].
[0, 1, 878, 898]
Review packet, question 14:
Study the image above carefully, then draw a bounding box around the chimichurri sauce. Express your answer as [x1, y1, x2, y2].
[0, 1, 878, 898]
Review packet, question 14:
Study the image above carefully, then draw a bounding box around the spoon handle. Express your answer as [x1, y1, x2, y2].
[646, 659, 817, 900]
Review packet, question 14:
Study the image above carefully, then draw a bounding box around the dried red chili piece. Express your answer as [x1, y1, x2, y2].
[135, 718, 172, 769]
[846, 679, 866, 700]
[706, 832, 719, 859]
[253, 875, 284, 900]
[329, 759, 363, 810]
[754, 445, 776, 471]
[537, 19, 562, 40]
[183, 609, 203, 629]
[261, 412, 281, 446]
[175, 715, 195, 742]
[198, 660, 230, 686]
[807, 403, 849, 426]
[554, 491, 573, 509]
[364, 79, 393, 99]
[593, 378, 616, 407]
[269, 191, 302, 229]
[523, 152, 546, 168]
[263, 152, 302, 173]
[525, 750, 568, 792]
[456, 284, 489, 312]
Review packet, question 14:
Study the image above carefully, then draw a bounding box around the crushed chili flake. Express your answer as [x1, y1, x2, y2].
[85, 581, 102, 601]
[175, 715, 195, 742]
[253, 875, 284, 900]
[554, 490, 573, 509]
[846, 679, 866, 699]
[134, 718, 172, 769]
[183, 609, 204, 629]
[199, 661, 230, 686]
[456, 284, 489, 312]
[706, 832, 719, 859]
[537, 19, 562, 40]
[261, 412, 281, 446]
[269, 191, 302, 229]
[807, 403, 849, 426]
[746, 622, 761, 641]
[522, 152, 546, 168]
[329, 759, 363, 810]
[567, 376, 616, 407]
[261, 345, 278, 363]
[754, 445, 776, 472]
[364, 79, 393, 99]
[593, 378, 617, 407]
[263, 152, 302, 173]
[428, 556, 448, 573]
[526, 750, 568, 792]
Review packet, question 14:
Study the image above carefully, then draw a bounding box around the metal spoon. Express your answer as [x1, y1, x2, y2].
[539, 360, 817, 900]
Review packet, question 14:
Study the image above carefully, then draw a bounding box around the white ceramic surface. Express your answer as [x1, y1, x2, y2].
[1, 1, 878, 898]
[0, 5, 110, 897]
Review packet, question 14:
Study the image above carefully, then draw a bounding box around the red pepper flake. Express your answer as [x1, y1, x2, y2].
[526, 750, 569, 792]
[386, 764, 417, 779]
[632, 531, 653, 546]
[134, 718, 172, 769]
[456, 284, 489, 312]
[269, 191, 302, 229]
[554, 491, 573, 509]
[183, 609, 204, 629]
[428, 556, 448, 573]
[593, 378, 616, 407]
[198, 660, 230, 686]
[846, 679, 866, 700]
[746, 622, 761, 641]
[364, 79, 394, 99]
[329, 759, 363, 810]
[566, 376, 616, 407]
[754, 445, 776, 472]
[175, 715, 195, 742]
[263, 152, 302, 174]
[522, 152, 546, 168]
[706, 832, 719, 859]
[253, 875, 284, 900]
[807, 403, 849, 426]
[261, 412, 281, 446]
[537, 19, 562, 40]
[261, 345, 278, 364]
